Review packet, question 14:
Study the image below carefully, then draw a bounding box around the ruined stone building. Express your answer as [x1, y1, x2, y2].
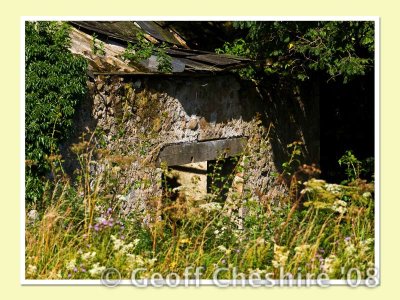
[65, 21, 320, 220]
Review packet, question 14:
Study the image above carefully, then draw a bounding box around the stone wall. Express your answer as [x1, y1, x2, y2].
[63, 73, 319, 220]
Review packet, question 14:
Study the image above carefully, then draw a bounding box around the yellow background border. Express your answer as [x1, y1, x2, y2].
[1, 0, 397, 298]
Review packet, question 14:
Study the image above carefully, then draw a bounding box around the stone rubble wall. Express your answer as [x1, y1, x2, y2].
[65, 73, 318, 220]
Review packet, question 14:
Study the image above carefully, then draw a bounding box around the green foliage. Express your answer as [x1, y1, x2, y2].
[282, 141, 303, 176]
[338, 150, 374, 183]
[25, 21, 88, 204]
[91, 33, 106, 56]
[121, 33, 172, 73]
[217, 21, 374, 83]
[155, 45, 173, 73]
[25, 137, 375, 279]
[216, 38, 255, 80]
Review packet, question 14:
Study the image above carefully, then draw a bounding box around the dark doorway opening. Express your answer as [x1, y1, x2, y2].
[207, 156, 240, 201]
[319, 72, 375, 182]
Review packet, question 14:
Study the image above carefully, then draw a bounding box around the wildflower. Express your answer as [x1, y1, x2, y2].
[345, 242, 356, 255]
[66, 259, 76, 271]
[321, 255, 338, 274]
[325, 183, 342, 194]
[27, 264, 37, 276]
[95, 216, 106, 224]
[110, 235, 124, 251]
[256, 237, 266, 245]
[116, 195, 127, 201]
[27, 210, 39, 223]
[112, 166, 121, 175]
[199, 202, 222, 212]
[332, 200, 347, 214]
[217, 245, 228, 253]
[272, 244, 289, 269]
[363, 192, 372, 199]
[81, 251, 96, 261]
[360, 238, 374, 253]
[148, 258, 157, 266]
[120, 243, 134, 254]
[300, 187, 312, 195]
[294, 244, 310, 257]
[88, 263, 106, 277]
[335, 206, 347, 214]
[126, 254, 145, 266]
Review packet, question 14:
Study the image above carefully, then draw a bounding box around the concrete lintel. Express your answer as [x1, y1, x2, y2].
[157, 137, 247, 167]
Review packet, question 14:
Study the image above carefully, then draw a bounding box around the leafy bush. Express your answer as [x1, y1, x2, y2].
[338, 150, 375, 183]
[217, 21, 374, 83]
[121, 33, 172, 73]
[25, 21, 88, 204]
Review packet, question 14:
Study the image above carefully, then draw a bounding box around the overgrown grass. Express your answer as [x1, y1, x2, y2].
[25, 133, 374, 280]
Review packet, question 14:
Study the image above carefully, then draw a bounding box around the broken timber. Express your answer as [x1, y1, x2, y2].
[157, 137, 247, 167]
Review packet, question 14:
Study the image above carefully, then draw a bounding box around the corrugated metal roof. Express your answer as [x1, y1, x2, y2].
[69, 21, 253, 75]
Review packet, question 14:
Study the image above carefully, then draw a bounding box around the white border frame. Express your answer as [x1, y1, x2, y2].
[20, 16, 380, 286]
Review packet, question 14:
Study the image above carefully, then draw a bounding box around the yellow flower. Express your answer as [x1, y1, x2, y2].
[179, 238, 190, 244]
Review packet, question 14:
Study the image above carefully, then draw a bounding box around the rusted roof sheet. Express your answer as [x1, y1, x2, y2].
[177, 58, 223, 72]
[70, 21, 142, 43]
[136, 21, 182, 45]
[69, 21, 253, 75]
[190, 54, 242, 66]
[165, 48, 208, 57]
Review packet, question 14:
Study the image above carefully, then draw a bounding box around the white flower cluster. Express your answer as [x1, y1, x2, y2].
[213, 226, 228, 239]
[127, 254, 145, 266]
[27, 209, 39, 223]
[301, 179, 344, 196]
[217, 245, 228, 253]
[88, 263, 106, 277]
[332, 200, 348, 214]
[27, 264, 37, 276]
[320, 254, 338, 274]
[363, 192, 372, 199]
[199, 202, 222, 212]
[294, 244, 310, 258]
[111, 235, 140, 254]
[81, 251, 96, 261]
[126, 254, 157, 268]
[272, 244, 289, 268]
[325, 183, 342, 195]
[66, 258, 77, 271]
[344, 237, 374, 257]
[300, 179, 325, 194]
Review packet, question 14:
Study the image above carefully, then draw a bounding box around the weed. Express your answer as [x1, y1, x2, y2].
[25, 130, 374, 279]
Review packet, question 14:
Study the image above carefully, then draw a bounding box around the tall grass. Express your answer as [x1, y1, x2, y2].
[25, 133, 374, 280]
